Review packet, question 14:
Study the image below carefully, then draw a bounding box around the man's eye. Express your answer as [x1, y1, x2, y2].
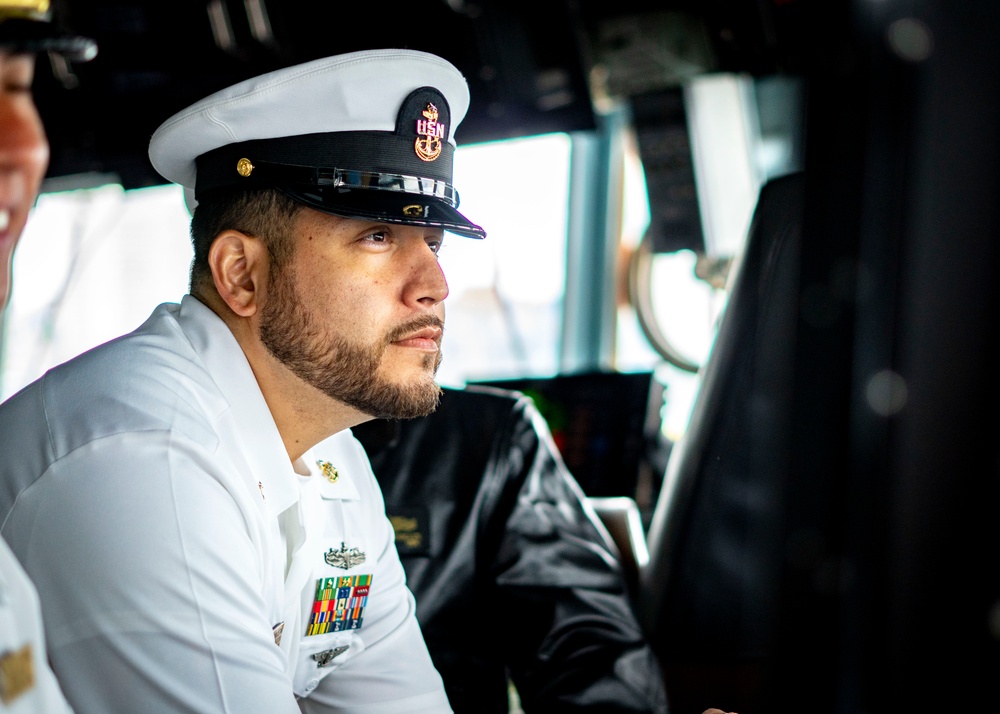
[2, 76, 34, 93]
[365, 231, 389, 243]
[2, 80, 32, 93]
[427, 239, 443, 255]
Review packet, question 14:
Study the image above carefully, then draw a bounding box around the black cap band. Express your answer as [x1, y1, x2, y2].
[194, 130, 456, 198]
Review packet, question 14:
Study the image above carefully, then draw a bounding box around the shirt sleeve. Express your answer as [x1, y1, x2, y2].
[7, 431, 302, 714]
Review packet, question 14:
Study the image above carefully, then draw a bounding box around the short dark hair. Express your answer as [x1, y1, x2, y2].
[188, 188, 303, 291]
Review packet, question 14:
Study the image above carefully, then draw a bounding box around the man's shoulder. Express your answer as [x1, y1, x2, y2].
[0, 305, 225, 458]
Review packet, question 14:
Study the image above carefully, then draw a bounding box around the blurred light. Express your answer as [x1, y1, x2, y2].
[887, 18, 934, 62]
[865, 369, 908, 416]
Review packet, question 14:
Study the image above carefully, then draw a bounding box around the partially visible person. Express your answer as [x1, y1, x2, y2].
[0, 1, 95, 712]
[0, 48, 484, 713]
[350, 384, 670, 713]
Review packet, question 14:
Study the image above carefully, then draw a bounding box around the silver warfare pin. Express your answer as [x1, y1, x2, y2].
[324, 542, 366, 570]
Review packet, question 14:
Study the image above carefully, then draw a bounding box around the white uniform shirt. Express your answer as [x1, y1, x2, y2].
[0, 537, 73, 713]
[0, 296, 451, 714]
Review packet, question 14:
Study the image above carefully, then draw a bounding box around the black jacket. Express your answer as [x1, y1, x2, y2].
[352, 385, 668, 713]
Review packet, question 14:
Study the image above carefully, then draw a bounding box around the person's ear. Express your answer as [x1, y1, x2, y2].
[207, 230, 268, 317]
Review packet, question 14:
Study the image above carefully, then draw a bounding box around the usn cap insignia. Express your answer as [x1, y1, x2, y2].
[397, 86, 451, 164]
[415, 102, 445, 162]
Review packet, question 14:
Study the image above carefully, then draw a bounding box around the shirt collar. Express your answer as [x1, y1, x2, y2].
[175, 294, 300, 517]
[299, 433, 362, 501]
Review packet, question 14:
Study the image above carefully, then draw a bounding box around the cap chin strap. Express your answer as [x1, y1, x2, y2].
[270, 185, 486, 240]
[237, 161, 462, 208]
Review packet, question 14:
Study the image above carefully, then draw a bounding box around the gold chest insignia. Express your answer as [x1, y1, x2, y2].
[414, 103, 445, 162]
[0, 643, 34, 705]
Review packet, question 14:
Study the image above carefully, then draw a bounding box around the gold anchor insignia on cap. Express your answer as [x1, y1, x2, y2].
[312, 645, 350, 667]
[414, 103, 445, 162]
[325, 542, 366, 569]
[317, 460, 339, 483]
[236, 157, 254, 177]
[402, 204, 426, 218]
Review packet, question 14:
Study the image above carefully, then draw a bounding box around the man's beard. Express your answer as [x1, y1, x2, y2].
[258, 263, 442, 419]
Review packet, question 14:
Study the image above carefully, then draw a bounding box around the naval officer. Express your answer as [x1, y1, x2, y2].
[0, 1, 95, 711]
[0, 47, 483, 713]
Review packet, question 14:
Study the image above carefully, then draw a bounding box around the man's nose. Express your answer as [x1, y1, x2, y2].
[406, 240, 449, 308]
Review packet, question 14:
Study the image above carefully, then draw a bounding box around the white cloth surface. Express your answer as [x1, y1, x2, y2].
[0, 295, 450, 714]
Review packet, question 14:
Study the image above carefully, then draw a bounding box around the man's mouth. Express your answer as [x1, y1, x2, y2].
[392, 326, 442, 351]
[0, 209, 10, 233]
[388, 318, 444, 351]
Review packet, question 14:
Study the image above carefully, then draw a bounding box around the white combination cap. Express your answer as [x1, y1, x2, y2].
[148, 48, 484, 239]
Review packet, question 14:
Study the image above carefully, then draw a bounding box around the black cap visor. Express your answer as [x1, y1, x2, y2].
[195, 153, 486, 239]
[281, 183, 486, 240]
[0, 18, 97, 61]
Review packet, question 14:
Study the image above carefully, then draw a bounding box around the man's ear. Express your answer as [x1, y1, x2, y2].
[207, 230, 268, 317]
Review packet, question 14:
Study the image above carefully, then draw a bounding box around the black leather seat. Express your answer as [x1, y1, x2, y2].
[352, 384, 668, 714]
[637, 172, 805, 714]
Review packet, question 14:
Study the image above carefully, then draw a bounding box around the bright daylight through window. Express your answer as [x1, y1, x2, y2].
[0, 132, 725, 442]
